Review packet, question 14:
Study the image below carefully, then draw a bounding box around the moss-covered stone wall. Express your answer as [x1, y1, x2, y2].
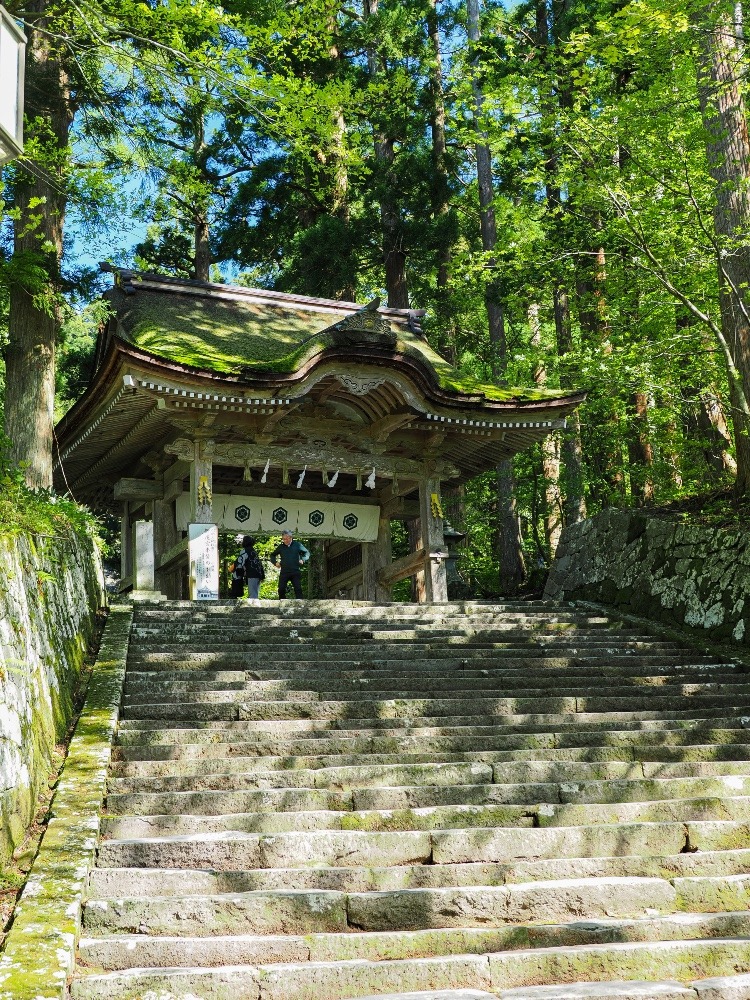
[0, 530, 104, 864]
[545, 510, 750, 644]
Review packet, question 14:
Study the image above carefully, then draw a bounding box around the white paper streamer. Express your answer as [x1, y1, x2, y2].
[261, 459, 270, 484]
[296, 465, 307, 488]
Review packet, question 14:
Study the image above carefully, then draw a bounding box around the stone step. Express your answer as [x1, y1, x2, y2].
[104, 744, 750, 792]
[109, 728, 750, 766]
[104, 775, 750, 816]
[107, 742, 750, 770]
[105, 744, 750, 780]
[130, 599, 567, 612]
[110, 710, 748, 745]
[121, 671, 746, 693]
[95, 819, 750, 871]
[127, 627, 646, 641]
[113, 710, 747, 738]
[67, 937, 750, 1000]
[125, 656, 730, 677]
[126, 643, 710, 660]
[82, 877, 678, 937]
[76, 910, 750, 969]
[119, 682, 750, 707]
[107, 760, 496, 793]
[85, 848, 750, 896]
[109, 751, 750, 783]
[122, 688, 326, 705]
[123, 628, 701, 643]
[111, 717, 750, 757]
[107, 749, 750, 790]
[126, 641, 685, 658]
[99, 796, 750, 839]
[495, 984, 703, 1000]
[118, 694, 750, 722]
[125, 629, 640, 662]
[128, 615, 618, 631]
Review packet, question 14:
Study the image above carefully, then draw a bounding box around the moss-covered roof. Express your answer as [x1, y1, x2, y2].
[106, 277, 565, 405]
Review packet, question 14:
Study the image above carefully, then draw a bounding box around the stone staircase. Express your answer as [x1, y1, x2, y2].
[71, 600, 750, 999]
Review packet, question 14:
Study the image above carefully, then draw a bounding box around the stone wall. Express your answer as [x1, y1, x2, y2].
[544, 510, 750, 645]
[0, 530, 104, 864]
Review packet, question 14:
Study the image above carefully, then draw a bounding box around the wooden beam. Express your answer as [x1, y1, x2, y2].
[157, 536, 190, 571]
[377, 548, 427, 588]
[381, 496, 420, 519]
[114, 478, 163, 501]
[366, 412, 415, 444]
[165, 437, 458, 480]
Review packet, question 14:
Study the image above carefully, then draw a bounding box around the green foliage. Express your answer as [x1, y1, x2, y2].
[4, 0, 750, 593]
[0, 433, 98, 539]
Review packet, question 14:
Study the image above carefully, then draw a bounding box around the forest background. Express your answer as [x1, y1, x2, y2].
[1, 0, 749, 596]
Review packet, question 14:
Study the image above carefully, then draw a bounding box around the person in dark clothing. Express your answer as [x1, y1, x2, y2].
[230, 535, 265, 600]
[271, 531, 310, 599]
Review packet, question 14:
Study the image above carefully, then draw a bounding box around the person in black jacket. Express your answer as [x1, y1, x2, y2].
[270, 531, 310, 599]
[230, 536, 265, 600]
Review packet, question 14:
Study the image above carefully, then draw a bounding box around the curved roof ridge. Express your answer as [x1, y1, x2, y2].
[100, 266, 425, 325]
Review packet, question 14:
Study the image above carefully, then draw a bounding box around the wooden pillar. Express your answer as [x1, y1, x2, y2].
[120, 503, 133, 587]
[190, 439, 214, 523]
[154, 497, 179, 597]
[188, 439, 218, 600]
[362, 515, 393, 602]
[418, 475, 448, 603]
[407, 518, 426, 603]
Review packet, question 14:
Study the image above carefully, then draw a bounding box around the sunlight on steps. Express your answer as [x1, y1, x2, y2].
[70, 600, 750, 1000]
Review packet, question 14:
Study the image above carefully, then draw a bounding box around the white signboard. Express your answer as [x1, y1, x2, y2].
[189, 523, 219, 600]
[177, 494, 381, 542]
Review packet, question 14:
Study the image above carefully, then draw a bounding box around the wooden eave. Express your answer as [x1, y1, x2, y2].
[54, 285, 585, 508]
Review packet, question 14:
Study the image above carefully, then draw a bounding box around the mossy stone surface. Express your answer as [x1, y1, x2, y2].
[0, 530, 104, 865]
[0, 606, 132, 1000]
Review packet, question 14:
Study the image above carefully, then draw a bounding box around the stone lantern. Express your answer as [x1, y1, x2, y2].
[0, 5, 25, 165]
[443, 521, 471, 598]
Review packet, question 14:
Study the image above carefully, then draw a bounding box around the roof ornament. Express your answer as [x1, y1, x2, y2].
[323, 297, 397, 349]
[99, 262, 137, 295]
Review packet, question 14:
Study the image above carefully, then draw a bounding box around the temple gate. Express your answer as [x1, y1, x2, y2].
[53, 271, 584, 602]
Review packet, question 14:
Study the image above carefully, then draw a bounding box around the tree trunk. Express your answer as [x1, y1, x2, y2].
[365, 0, 409, 309]
[496, 460, 526, 594]
[627, 391, 655, 504]
[553, 285, 587, 522]
[467, 0, 506, 359]
[529, 302, 563, 554]
[537, 0, 586, 526]
[377, 135, 410, 308]
[194, 214, 211, 282]
[467, 0, 525, 590]
[4, 0, 72, 488]
[427, 0, 456, 360]
[428, 0, 450, 290]
[696, 0, 750, 497]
